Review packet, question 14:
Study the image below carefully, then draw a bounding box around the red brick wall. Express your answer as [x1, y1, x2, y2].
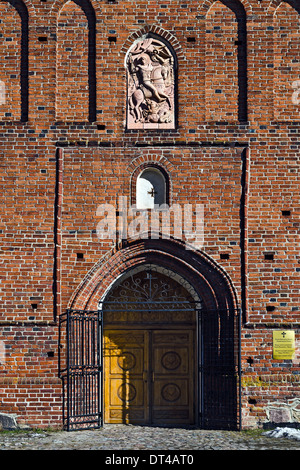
[0, 324, 60, 428]
[0, 0, 299, 429]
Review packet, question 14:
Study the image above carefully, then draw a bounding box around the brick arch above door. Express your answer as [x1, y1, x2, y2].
[67, 237, 238, 313]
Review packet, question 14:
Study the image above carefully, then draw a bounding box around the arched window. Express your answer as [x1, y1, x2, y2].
[136, 167, 168, 209]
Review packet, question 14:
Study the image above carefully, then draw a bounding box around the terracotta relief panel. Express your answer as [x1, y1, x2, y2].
[126, 36, 176, 130]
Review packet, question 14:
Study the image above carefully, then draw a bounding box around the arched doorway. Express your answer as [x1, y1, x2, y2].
[101, 265, 200, 426]
[60, 239, 241, 431]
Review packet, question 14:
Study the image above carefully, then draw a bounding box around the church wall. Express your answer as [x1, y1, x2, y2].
[0, 0, 299, 429]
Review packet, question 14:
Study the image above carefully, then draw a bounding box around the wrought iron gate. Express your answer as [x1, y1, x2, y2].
[199, 308, 241, 430]
[59, 307, 241, 431]
[59, 309, 103, 431]
[58, 272, 241, 431]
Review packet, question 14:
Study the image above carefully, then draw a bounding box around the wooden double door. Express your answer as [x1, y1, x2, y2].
[104, 328, 195, 425]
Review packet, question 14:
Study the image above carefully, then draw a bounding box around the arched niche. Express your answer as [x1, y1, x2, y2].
[0, 0, 28, 121]
[273, 1, 300, 120]
[56, 0, 96, 122]
[136, 167, 168, 209]
[125, 34, 177, 130]
[205, 0, 247, 122]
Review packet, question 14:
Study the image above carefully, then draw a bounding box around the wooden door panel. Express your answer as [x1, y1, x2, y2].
[104, 330, 149, 424]
[153, 379, 189, 406]
[109, 378, 145, 406]
[153, 348, 189, 375]
[152, 331, 192, 345]
[109, 348, 144, 375]
[151, 330, 194, 424]
[104, 328, 195, 425]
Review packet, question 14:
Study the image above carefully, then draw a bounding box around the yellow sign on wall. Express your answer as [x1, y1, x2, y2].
[273, 331, 295, 360]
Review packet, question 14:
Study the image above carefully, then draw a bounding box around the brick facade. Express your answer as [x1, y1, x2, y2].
[0, 0, 299, 429]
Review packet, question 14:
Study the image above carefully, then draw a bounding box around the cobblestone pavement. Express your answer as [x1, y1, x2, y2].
[1, 425, 300, 452]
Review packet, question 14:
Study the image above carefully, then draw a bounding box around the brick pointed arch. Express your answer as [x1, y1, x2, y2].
[0, 0, 29, 121]
[54, 0, 97, 121]
[268, 0, 300, 14]
[50, 0, 100, 18]
[271, 0, 300, 120]
[197, 0, 252, 17]
[67, 238, 238, 312]
[200, 0, 248, 122]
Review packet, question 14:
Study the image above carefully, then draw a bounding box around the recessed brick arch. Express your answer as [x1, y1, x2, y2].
[53, 0, 97, 121]
[200, 0, 248, 122]
[268, 0, 300, 14]
[68, 238, 238, 312]
[50, 0, 100, 19]
[197, 0, 252, 17]
[0, 0, 29, 121]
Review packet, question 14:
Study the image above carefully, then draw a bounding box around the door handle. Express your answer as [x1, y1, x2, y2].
[151, 371, 155, 382]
